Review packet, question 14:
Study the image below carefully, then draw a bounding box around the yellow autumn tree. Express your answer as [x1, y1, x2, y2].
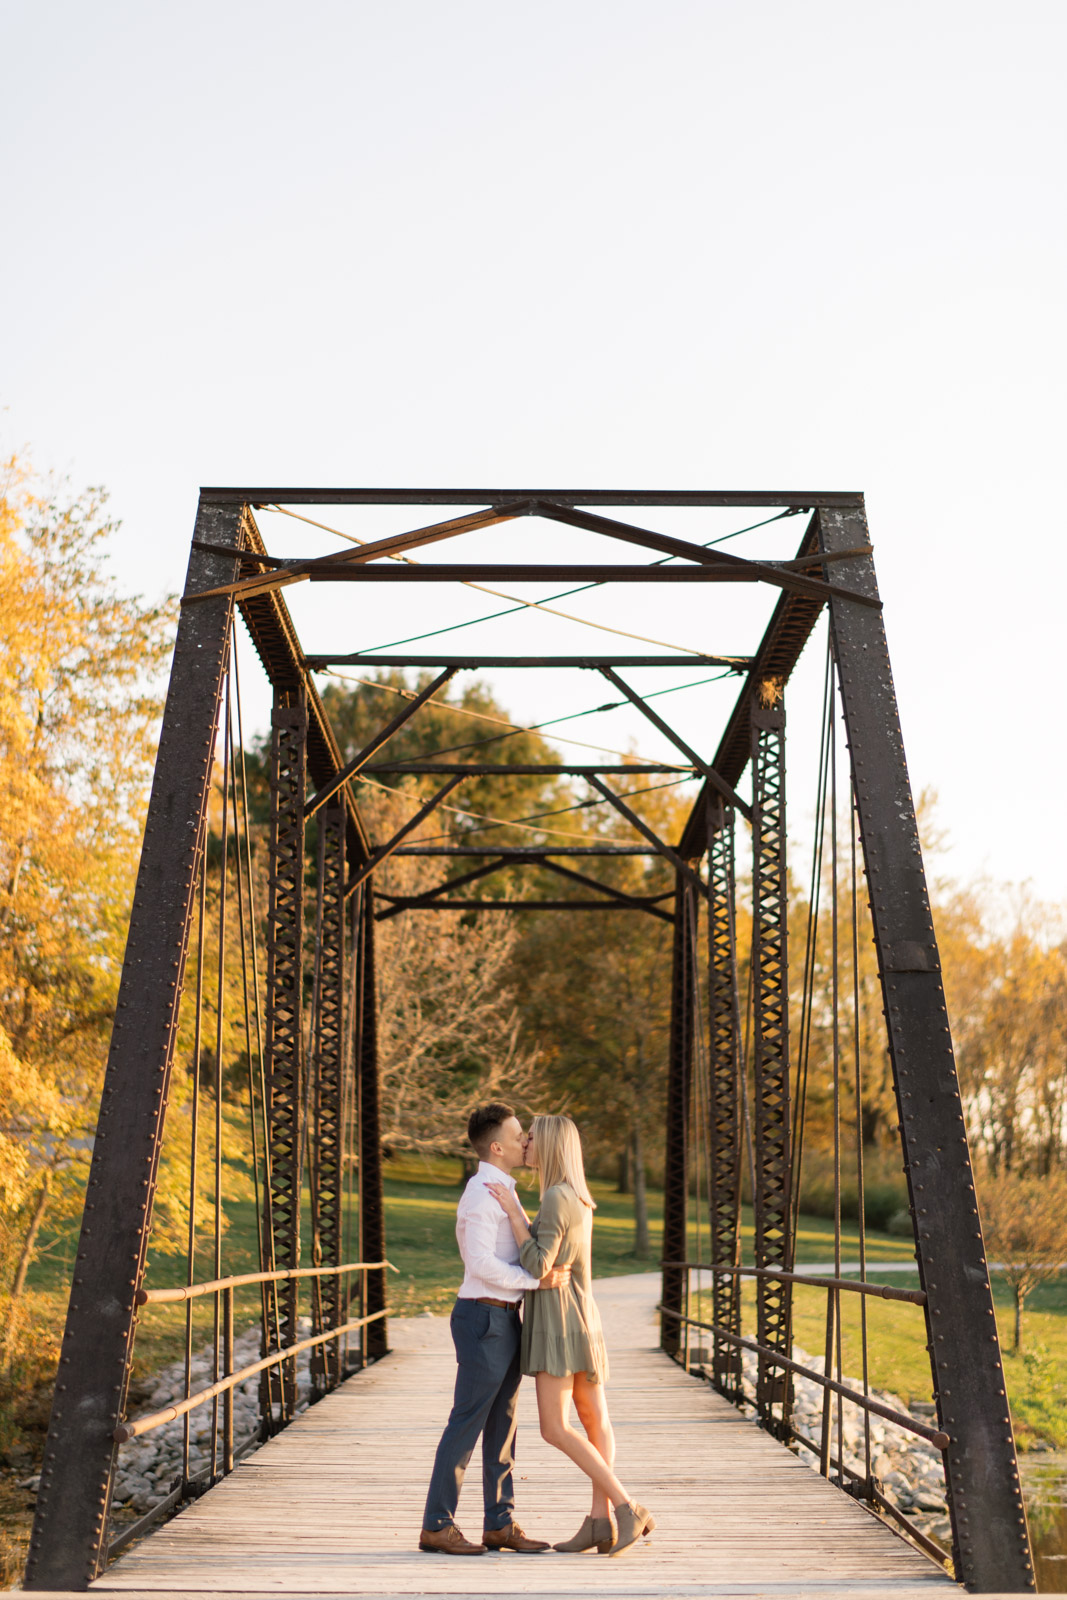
[0, 455, 173, 1301]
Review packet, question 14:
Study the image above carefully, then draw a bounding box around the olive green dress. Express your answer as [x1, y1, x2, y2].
[519, 1182, 609, 1383]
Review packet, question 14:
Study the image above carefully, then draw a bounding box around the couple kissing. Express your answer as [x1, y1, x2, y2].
[419, 1102, 655, 1558]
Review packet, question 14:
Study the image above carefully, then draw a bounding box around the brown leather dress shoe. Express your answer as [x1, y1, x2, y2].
[483, 1521, 550, 1552]
[419, 1524, 487, 1555]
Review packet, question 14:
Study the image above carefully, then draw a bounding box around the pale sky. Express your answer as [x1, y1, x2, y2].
[2, 1, 1065, 900]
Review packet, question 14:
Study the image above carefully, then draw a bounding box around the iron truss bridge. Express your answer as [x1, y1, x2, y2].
[24, 490, 1032, 1593]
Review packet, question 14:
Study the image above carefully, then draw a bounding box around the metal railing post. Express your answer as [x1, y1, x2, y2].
[223, 1286, 234, 1476]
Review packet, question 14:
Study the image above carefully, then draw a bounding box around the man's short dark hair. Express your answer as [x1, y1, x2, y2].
[467, 1101, 515, 1158]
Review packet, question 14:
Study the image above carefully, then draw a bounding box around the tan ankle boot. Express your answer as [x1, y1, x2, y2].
[553, 1515, 613, 1553]
[609, 1501, 655, 1556]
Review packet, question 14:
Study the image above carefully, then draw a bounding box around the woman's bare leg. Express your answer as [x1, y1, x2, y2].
[535, 1372, 629, 1509]
[571, 1371, 616, 1520]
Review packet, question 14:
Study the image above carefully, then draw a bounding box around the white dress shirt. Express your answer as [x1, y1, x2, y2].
[456, 1160, 541, 1302]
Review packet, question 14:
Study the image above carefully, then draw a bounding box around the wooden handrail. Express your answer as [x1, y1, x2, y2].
[658, 1305, 949, 1450]
[114, 1309, 388, 1442]
[135, 1259, 395, 1305]
[660, 1260, 926, 1306]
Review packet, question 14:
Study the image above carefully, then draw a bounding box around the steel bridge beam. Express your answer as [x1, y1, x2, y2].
[202, 487, 865, 508]
[310, 806, 347, 1395]
[660, 874, 695, 1357]
[262, 689, 308, 1423]
[750, 687, 793, 1436]
[818, 507, 1033, 1593]
[707, 804, 744, 1401]
[25, 507, 246, 1592]
[356, 886, 388, 1362]
[305, 654, 752, 669]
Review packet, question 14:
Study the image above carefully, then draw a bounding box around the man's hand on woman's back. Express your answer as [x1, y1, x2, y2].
[538, 1266, 571, 1291]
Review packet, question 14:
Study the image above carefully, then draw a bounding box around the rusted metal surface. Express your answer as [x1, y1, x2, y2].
[750, 687, 793, 1436]
[356, 888, 388, 1362]
[368, 762, 693, 775]
[262, 691, 307, 1423]
[310, 807, 347, 1394]
[200, 486, 866, 507]
[660, 875, 695, 1358]
[818, 505, 1034, 1592]
[306, 653, 753, 669]
[304, 563, 870, 584]
[707, 805, 744, 1400]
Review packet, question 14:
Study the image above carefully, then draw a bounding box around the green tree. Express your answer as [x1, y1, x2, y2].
[511, 784, 687, 1254]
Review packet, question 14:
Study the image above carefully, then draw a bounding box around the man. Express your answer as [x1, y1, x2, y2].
[419, 1101, 570, 1556]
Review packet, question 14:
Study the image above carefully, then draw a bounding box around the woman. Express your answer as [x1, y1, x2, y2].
[486, 1113, 655, 1557]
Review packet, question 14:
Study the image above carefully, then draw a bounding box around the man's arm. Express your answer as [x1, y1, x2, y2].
[461, 1200, 542, 1295]
[461, 1196, 570, 1293]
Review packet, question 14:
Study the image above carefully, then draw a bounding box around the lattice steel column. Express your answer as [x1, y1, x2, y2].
[262, 689, 307, 1422]
[661, 872, 695, 1357]
[750, 684, 793, 1433]
[25, 503, 245, 1591]
[357, 883, 388, 1361]
[818, 506, 1033, 1592]
[707, 803, 743, 1399]
[310, 806, 346, 1394]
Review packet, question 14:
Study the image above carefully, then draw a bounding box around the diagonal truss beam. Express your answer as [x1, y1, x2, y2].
[533, 501, 880, 608]
[597, 666, 751, 820]
[187, 501, 536, 606]
[536, 858, 675, 921]
[678, 515, 826, 859]
[374, 856, 512, 919]
[344, 776, 465, 901]
[585, 777, 707, 900]
[304, 666, 458, 818]
[236, 509, 370, 863]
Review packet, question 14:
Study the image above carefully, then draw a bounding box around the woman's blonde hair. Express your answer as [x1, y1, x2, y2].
[530, 1114, 596, 1209]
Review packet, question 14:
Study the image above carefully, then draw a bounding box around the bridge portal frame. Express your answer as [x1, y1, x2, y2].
[24, 489, 1032, 1594]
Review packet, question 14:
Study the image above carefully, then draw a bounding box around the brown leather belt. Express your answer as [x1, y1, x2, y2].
[475, 1296, 520, 1310]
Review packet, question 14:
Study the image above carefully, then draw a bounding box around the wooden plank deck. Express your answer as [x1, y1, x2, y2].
[92, 1276, 955, 1599]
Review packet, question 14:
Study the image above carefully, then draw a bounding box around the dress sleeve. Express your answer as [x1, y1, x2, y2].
[519, 1188, 567, 1279]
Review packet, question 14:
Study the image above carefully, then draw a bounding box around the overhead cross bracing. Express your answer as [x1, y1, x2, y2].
[25, 489, 1034, 1595]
